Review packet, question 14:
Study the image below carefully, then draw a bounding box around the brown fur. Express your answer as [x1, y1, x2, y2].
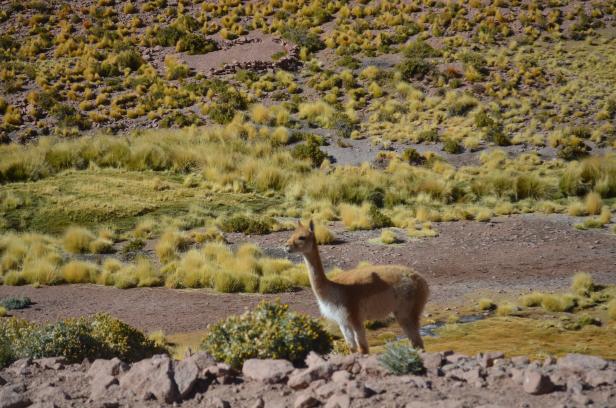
[286, 221, 430, 353]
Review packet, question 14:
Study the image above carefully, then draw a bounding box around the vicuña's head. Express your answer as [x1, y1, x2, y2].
[285, 220, 316, 255]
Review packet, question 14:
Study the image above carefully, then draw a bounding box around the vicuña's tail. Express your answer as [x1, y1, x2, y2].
[411, 272, 430, 326]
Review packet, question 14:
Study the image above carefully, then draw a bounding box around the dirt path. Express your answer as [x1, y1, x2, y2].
[1, 214, 615, 334]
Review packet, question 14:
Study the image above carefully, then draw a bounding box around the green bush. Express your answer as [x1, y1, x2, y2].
[280, 26, 324, 52]
[486, 125, 510, 146]
[378, 341, 424, 375]
[558, 140, 590, 161]
[89, 313, 166, 361]
[0, 313, 166, 367]
[0, 296, 32, 310]
[402, 148, 426, 165]
[116, 49, 144, 71]
[443, 138, 463, 154]
[220, 214, 274, 235]
[156, 25, 185, 47]
[201, 301, 332, 368]
[292, 137, 328, 167]
[176, 34, 218, 55]
[397, 57, 432, 80]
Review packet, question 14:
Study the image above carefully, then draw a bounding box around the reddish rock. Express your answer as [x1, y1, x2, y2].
[557, 354, 608, 372]
[294, 392, 321, 408]
[119, 355, 178, 403]
[242, 359, 294, 384]
[523, 370, 555, 395]
[174, 358, 200, 399]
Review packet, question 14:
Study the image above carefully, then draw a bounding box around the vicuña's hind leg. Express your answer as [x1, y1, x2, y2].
[339, 324, 358, 353]
[349, 316, 369, 354]
[395, 311, 424, 350]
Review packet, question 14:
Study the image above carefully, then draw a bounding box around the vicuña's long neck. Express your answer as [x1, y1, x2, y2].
[303, 246, 330, 294]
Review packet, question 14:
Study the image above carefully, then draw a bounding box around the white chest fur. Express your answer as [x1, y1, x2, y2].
[317, 298, 347, 324]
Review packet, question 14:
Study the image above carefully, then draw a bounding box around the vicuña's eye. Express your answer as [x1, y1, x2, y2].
[298, 236, 305, 241]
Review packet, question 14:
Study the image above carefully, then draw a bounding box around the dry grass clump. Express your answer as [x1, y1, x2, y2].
[339, 203, 390, 230]
[313, 223, 336, 245]
[571, 272, 594, 297]
[62, 261, 98, 284]
[496, 302, 519, 316]
[163, 242, 306, 293]
[63, 227, 95, 254]
[585, 192, 603, 215]
[608, 299, 616, 321]
[478, 298, 496, 311]
[541, 294, 577, 313]
[155, 228, 191, 263]
[407, 222, 439, 238]
[520, 292, 544, 307]
[380, 229, 398, 244]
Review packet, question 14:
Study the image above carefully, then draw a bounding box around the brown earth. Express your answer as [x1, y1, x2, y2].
[1, 214, 615, 335]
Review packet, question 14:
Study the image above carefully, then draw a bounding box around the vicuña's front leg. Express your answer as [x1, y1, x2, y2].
[339, 324, 358, 353]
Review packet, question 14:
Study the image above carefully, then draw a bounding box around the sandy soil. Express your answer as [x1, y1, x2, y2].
[1, 214, 614, 335]
[181, 33, 286, 73]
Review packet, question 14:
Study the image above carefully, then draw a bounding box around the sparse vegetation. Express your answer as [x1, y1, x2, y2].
[201, 301, 332, 368]
[378, 342, 424, 375]
[0, 313, 166, 368]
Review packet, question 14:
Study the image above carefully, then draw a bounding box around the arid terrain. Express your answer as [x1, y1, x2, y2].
[1, 0, 616, 406]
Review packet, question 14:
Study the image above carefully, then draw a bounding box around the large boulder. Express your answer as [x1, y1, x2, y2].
[242, 359, 295, 384]
[119, 354, 178, 403]
[557, 354, 608, 372]
[523, 370, 554, 395]
[288, 363, 334, 390]
[174, 358, 200, 399]
[0, 387, 31, 408]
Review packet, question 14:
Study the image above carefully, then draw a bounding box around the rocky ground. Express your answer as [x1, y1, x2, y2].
[1, 350, 616, 408]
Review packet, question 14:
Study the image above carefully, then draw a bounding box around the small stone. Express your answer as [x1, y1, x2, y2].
[358, 356, 387, 376]
[478, 352, 505, 369]
[345, 380, 374, 398]
[328, 355, 356, 372]
[89, 374, 119, 400]
[511, 356, 530, 366]
[242, 359, 294, 384]
[87, 358, 128, 379]
[315, 382, 338, 399]
[585, 369, 616, 387]
[445, 353, 467, 365]
[0, 388, 31, 408]
[174, 358, 200, 399]
[510, 367, 526, 385]
[294, 393, 321, 408]
[305, 352, 326, 368]
[324, 394, 350, 408]
[33, 385, 69, 403]
[557, 354, 608, 372]
[119, 355, 178, 403]
[571, 393, 592, 406]
[207, 397, 231, 408]
[34, 357, 67, 370]
[331, 370, 351, 383]
[288, 363, 333, 390]
[250, 398, 265, 408]
[185, 351, 217, 371]
[420, 352, 444, 373]
[523, 370, 554, 395]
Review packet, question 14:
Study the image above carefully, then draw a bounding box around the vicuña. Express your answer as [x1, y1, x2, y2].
[286, 220, 429, 354]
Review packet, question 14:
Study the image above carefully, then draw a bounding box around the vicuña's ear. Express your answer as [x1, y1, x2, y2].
[309, 219, 315, 232]
[297, 220, 303, 227]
